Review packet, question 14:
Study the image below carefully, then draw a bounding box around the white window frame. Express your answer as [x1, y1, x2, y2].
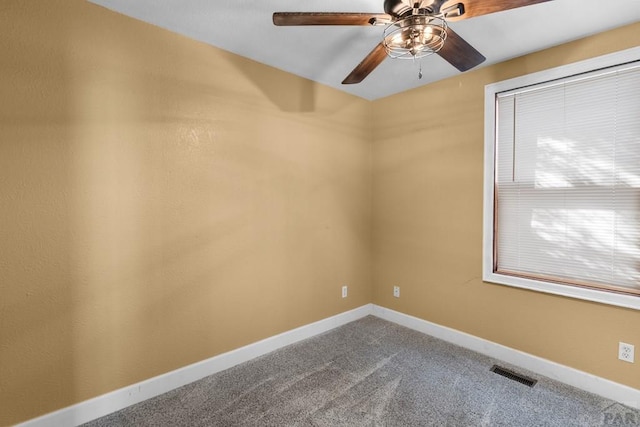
[483, 46, 640, 311]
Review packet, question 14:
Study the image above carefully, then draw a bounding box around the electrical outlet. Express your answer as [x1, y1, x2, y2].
[393, 286, 400, 298]
[342, 285, 348, 298]
[619, 342, 634, 363]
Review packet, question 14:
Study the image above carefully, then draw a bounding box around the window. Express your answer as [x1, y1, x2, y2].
[483, 47, 640, 310]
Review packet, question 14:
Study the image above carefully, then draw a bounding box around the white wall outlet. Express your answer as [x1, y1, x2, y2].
[393, 286, 400, 298]
[619, 342, 634, 363]
[341, 285, 348, 298]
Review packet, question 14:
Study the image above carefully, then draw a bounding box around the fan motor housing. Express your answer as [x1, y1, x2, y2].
[385, 0, 449, 17]
[384, 0, 412, 16]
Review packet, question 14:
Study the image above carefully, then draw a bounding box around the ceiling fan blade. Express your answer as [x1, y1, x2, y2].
[342, 42, 387, 84]
[273, 12, 392, 26]
[437, 28, 486, 72]
[443, 0, 552, 21]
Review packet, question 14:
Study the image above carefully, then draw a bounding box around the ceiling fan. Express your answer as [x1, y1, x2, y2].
[273, 0, 552, 84]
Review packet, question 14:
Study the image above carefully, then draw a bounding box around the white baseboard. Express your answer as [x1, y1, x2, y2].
[372, 305, 640, 410]
[17, 303, 639, 426]
[16, 304, 374, 427]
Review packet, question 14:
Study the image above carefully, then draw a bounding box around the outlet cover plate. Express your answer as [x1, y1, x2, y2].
[619, 342, 635, 363]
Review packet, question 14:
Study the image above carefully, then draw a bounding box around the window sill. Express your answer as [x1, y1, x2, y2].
[483, 269, 640, 311]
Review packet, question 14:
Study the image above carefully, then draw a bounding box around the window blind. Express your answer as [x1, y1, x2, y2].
[494, 62, 640, 295]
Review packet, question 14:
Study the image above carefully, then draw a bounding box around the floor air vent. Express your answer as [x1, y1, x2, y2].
[490, 365, 537, 388]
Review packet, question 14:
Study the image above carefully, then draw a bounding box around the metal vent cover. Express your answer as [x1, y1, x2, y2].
[490, 365, 537, 388]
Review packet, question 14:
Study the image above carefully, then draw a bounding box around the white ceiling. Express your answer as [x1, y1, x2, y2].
[88, 0, 640, 100]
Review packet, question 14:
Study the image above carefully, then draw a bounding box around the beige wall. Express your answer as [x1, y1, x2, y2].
[0, 1, 372, 425]
[372, 22, 640, 391]
[1, 1, 639, 425]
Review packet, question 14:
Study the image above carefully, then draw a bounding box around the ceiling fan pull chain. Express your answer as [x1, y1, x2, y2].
[412, 55, 423, 80]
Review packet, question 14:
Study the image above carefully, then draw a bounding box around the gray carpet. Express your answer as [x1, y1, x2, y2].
[82, 316, 638, 426]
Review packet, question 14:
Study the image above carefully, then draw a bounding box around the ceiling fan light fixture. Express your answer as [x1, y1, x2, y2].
[383, 15, 447, 59]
